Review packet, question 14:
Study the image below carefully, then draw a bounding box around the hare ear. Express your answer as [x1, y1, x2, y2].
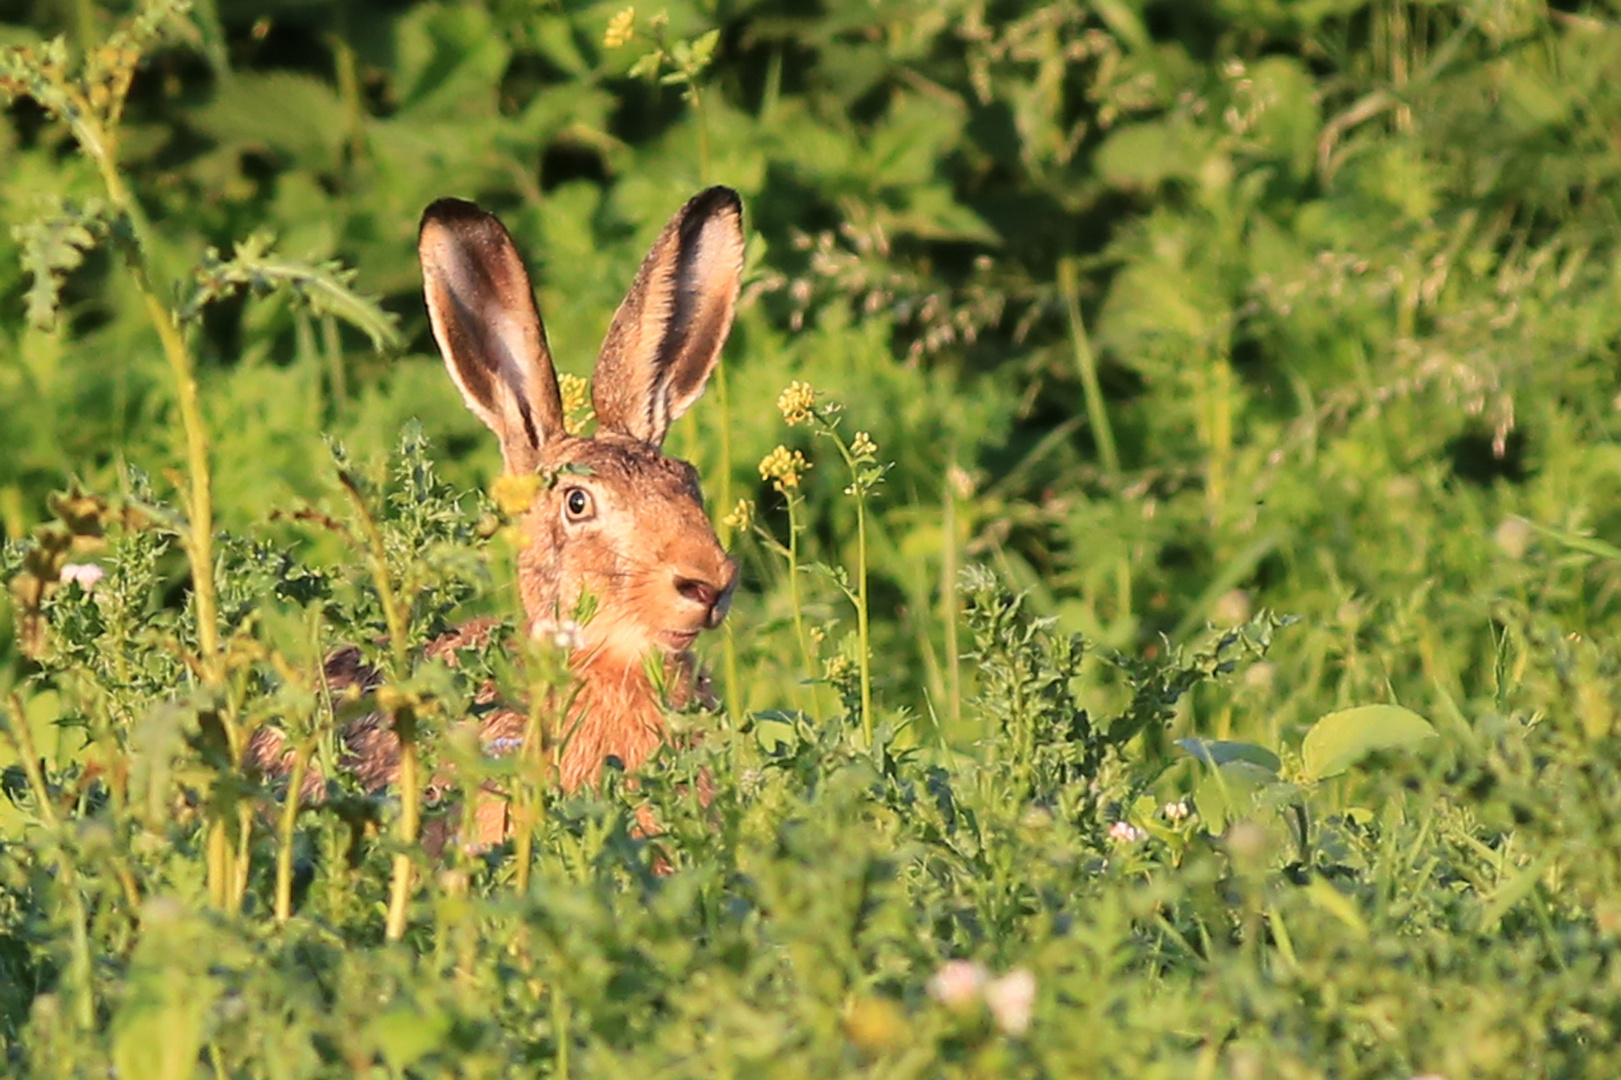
[419, 198, 566, 475]
[591, 187, 745, 447]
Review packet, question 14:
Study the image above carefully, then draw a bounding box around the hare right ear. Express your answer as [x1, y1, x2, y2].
[419, 198, 566, 476]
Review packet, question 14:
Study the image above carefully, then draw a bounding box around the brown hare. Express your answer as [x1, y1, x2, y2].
[251, 187, 744, 841]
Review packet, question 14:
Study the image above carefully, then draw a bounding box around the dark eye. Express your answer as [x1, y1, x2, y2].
[562, 486, 594, 521]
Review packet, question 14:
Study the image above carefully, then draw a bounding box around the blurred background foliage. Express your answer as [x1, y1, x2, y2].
[5, 0, 1621, 1074]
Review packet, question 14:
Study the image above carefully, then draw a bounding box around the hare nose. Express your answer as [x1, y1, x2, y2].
[675, 575, 719, 609]
[674, 560, 738, 627]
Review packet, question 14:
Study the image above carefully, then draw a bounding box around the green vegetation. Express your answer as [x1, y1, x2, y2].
[4, 0, 1621, 1075]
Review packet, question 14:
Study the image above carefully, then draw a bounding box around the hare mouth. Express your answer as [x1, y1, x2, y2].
[657, 629, 701, 653]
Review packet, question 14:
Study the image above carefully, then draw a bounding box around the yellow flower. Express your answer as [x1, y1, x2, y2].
[603, 7, 636, 49]
[491, 473, 541, 516]
[776, 380, 817, 426]
[850, 431, 877, 459]
[721, 498, 754, 531]
[558, 371, 594, 435]
[758, 445, 810, 490]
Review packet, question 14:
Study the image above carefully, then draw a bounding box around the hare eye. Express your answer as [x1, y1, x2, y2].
[562, 486, 594, 522]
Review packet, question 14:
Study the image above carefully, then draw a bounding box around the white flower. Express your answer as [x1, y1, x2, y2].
[984, 969, 1035, 1036]
[926, 959, 988, 1009]
[1108, 821, 1147, 844]
[1162, 801, 1190, 822]
[531, 618, 583, 651]
[59, 563, 105, 591]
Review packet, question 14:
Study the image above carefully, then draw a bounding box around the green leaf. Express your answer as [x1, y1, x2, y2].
[1093, 119, 1204, 190]
[1301, 705, 1437, 782]
[1195, 759, 1281, 833]
[110, 906, 221, 1080]
[188, 72, 346, 171]
[372, 1001, 453, 1071]
[1176, 737, 1281, 773]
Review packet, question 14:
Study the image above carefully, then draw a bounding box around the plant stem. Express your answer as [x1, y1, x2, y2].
[5, 696, 95, 1030]
[385, 731, 419, 941]
[854, 493, 873, 744]
[274, 742, 312, 923]
[1058, 257, 1118, 479]
[339, 472, 417, 939]
[784, 495, 820, 718]
[941, 465, 961, 733]
[714, 365, 742, 725]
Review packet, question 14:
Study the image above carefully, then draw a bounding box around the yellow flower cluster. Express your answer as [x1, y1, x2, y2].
[603, 7, 636, 49]
[491, 473, 541, 516]
[758, 445, 810, 490]
[776, 380, 817, 426]
[850, 431, 877, 459]
[721, 498, 754, 531]
[558, 371, 594, 436]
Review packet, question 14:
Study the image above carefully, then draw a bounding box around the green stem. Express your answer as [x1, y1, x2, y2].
[5, 696, 94, 1030]
[338, 473, 417, 939]
[941, 466, 961, 733]
[274, 741, 312, 923]
[553, 985, 571, 1077]
[1058, 257, 1118, 478]
[689, 82, 711, 185]
[854, 494, 872, 744]
[714, 366, 742, 726]
[784, 495, 820, 718]
[385, 733, 419, 941]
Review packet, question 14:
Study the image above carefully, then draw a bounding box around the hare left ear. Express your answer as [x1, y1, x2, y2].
[591, 187, 745, 447]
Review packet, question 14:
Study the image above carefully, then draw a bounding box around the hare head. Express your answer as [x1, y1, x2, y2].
[418, 188, 744, 789]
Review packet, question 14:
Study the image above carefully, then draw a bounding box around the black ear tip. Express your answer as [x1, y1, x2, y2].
[420, 197, 492, 235]
[688, 186, 742, 219]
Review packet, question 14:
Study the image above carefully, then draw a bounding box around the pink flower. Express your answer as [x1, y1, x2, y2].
[59, 563, 105, 591]
[984, 969, 1036, 1036]
[927, 959, 988, 1009]
[1108, 820, 1147, 844]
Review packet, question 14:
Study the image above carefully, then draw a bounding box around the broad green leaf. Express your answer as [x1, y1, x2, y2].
[1195, 759, 1282, 833]
[188, 72, 346, 171]
[1301, 705, 1437, 781]
[1176, 737, 1281, 773]
[372, 1002, 452, 1071]
[1094, 120, 1203, 190]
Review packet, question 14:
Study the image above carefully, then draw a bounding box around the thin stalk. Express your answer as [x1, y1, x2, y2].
[784, 495, 821, 718]
[338, 473, 417, 940]
[5, 696, 94, 1030]
[385, 733, 420, 941]
[321, 315, 349, 413]
[1058, 257, 1118, 478]
[553, 986, 571, 1078]
[77, 103, 253, 908]
[714, 365, 742, 725]
[513, 690, 550, 896]
[274, 741, 312, 923]
[940, 467, 961, 733]
[689, 82, 711, 185]
[854, 494, 873, 743]
[824, 432, 874, 743]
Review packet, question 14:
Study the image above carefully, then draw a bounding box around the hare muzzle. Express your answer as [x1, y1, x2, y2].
[673, 556, 739, 630]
